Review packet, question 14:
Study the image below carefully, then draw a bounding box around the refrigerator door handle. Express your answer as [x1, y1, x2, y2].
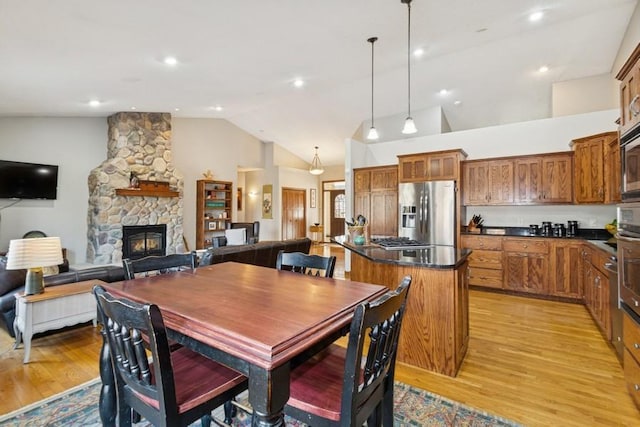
[419, 193, 424, 235]
[424, 189, 429, 239]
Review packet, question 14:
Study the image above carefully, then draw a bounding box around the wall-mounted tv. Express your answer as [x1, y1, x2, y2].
[0, 160, 59, 200]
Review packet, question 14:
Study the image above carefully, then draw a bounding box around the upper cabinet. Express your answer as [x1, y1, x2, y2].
[462, 160, 514, 205]
[571, 132, 619, 204]
[514, 152, 573, 204]
[398, 149, 467, 183]
[462, 152, 573, 206]
[617, 43, 640, 137]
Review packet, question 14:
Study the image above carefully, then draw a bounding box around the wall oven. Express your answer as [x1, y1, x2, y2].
[617, 203, 640, 317]
[621, 125, 640, 201]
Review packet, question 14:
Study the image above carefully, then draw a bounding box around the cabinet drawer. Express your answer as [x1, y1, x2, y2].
[503, 238, 549, 254]
[624, 311, 640, 365]
[461, 235, 502, 250]
[468, 250, 503, 269]
[469, 267, 503, 288]
[624, 349, 640, 408]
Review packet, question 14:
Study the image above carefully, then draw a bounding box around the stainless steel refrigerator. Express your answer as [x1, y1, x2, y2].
[398, 180, 456, 246]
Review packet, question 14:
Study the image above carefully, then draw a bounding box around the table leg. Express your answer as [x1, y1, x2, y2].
[249, 364, 289, 427]
[12, 319, 21, 350]
[99, 324, 117, 427]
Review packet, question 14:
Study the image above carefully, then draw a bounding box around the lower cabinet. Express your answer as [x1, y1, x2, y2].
[551, 240, 583, 299]
[582, 246, 611, 340]
[503, 238, 549, 295]
[461, 235, 503, 289]
[623, 312, 640, 409]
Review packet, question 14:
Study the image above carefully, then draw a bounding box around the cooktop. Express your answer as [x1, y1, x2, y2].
[371, 237, 433, 250]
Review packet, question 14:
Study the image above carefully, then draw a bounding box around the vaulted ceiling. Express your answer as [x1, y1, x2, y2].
[0, 0, 637, 166]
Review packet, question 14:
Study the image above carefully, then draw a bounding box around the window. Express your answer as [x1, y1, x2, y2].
[334, 194, 345, 218]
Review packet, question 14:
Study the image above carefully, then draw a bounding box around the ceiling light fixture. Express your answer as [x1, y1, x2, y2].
[529, 11, 544, 22]
[367, 36, 379, 141]
[401, 0, 417, 135]
[89, 100, 100, 107]
[413, 47, 424, 57]
[538, 65, 549, 73]
[293, 79, 304, 88]
[439, 89, 449, 96]
[163, 56, 178, 66]
[309, 146, 324, 175]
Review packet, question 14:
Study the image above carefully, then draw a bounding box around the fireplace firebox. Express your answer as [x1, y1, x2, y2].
[122, 225, 167, 260]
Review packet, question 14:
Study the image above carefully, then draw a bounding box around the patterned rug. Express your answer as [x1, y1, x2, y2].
[0, 378, 521, 426]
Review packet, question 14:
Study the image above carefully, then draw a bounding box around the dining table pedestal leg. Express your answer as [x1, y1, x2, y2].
[249, 364, 289, 427]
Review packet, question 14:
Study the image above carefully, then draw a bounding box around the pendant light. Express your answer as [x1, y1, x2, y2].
[367, 37, 379, 141]
[401, 0, 417, 135]
[309, 146, 324, 175]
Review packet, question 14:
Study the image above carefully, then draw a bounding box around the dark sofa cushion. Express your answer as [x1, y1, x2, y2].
[200, 238, 312, 269]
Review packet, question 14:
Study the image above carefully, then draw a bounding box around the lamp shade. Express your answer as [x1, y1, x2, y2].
[6, 237, 63, 270]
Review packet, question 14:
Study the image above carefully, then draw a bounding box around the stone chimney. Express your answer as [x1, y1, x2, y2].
[86, 112, 184, 264]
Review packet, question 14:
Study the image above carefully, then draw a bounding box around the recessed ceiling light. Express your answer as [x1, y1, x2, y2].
[163, 56, 178, 66]
[529, 11, 544, 22]
[413, 48, 424, 57]
[439, 89, 449, 96]
[454, 100, 462, 106]
[476, 28, 488, 33]
[174, 108, 180, 112]
[130, 106, 137, 110]
[88, 100, 100, 107]
[215, 105, 223, 111]
[538, 65, 549, 73]
[293, 79, 305, 88]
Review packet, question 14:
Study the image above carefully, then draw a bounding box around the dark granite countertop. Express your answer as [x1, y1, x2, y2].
[333, 235, 471, 269]
[461, 226, 617, 256]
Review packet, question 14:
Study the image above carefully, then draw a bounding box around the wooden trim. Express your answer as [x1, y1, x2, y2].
[615, 42, 640, 80]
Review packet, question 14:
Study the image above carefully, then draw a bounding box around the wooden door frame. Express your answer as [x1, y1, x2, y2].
[322, 179, 346, 242]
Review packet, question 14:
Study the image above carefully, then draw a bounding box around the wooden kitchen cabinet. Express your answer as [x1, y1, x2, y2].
[398, 149, 466, 182]
[460, 235, 503, 289]
[462, 160, 514, 205]
[353, 165, 397, 237]
[616, 42, 640, 137]
[582, 245, 611, 340]
[571, 132, 618, 204]
[514, 152, 573, 204]
[623, 312, 640, 409]
[605, 134, 622, 203]
[503, 238, 549, 295]
[550, 240, 583, 300]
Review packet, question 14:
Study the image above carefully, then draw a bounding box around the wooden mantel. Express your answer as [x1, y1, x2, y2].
[115, 180, 179, 198]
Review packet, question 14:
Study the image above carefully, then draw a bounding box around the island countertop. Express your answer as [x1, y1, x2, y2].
[333, 235, 471, 269]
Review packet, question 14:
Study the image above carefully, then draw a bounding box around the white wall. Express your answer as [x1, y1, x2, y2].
[552, 74, 619, 117]
[0, 118, 107, 263]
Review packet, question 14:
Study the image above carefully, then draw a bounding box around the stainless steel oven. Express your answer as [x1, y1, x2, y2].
[621, 125, 640, 201]
[617, 203, 640, 317]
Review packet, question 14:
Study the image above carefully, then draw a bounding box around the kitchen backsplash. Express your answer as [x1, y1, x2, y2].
[464, 205, 616, 229]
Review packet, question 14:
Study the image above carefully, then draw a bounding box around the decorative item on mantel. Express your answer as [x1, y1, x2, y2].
[116, 180, 179, 197]
[129, 172, 139, 189]
[467, 214, 484, 233]
[202, 169, 214, 179]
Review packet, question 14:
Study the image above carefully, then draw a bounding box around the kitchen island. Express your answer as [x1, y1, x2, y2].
[334, 236, 471, 377]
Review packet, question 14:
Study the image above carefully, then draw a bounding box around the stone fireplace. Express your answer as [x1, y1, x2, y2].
[86, 112, 184, 264]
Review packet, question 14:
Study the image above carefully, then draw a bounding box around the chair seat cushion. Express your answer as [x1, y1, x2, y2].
[287, 344, 348, 421]
[135, 347, 246, 413]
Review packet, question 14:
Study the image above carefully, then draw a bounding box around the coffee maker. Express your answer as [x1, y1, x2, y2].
[567, 220, 579, 237]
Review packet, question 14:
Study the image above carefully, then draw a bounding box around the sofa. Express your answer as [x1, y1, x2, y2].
[0, 256, 125, 337]
[200, 238, 312, 269]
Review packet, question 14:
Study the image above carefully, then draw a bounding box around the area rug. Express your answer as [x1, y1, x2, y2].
[0, 378, 521, 426]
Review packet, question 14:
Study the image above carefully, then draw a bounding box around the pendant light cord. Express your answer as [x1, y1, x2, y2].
[368, 37, 378, 127]
[407, 0, 412, 117]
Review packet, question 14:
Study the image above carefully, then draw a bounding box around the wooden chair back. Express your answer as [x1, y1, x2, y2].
[341, 275, 411, 425]
[123, 251, 197, 280]
[93, 285, 179, 422]
[275, 250, 337, 278]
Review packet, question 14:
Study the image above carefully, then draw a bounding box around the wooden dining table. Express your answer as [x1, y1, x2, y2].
[98, 261, 387, 426]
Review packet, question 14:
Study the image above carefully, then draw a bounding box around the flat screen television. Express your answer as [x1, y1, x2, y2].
[0, 160, 59, 200]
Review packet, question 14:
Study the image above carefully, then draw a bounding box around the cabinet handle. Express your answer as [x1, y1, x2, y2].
[636, 384, 640, 392]
[523, 244, 528, 249]
[634, 343, 640, 349]
[631, 94, 640, 117]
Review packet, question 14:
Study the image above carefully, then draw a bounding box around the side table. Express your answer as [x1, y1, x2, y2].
[309, 224, 324, 244]
[13, 279, 106, 363]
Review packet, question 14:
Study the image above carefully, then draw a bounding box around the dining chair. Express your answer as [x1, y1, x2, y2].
[123, 251, 198, 280]
[275, 250, 337, 278]
[93, 285, 248, 427]
[284, 275, 412, 427]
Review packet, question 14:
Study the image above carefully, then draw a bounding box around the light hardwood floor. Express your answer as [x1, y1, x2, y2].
[0, 244, 638, 425]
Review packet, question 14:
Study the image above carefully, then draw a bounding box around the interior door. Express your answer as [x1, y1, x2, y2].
[281, 188, 306, 240]
[329, 190, 346, 240]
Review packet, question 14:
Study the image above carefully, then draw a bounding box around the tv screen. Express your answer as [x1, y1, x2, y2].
[0, 160, 59, 200]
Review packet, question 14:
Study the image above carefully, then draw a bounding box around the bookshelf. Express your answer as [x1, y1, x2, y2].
[196, 180, 232, 249]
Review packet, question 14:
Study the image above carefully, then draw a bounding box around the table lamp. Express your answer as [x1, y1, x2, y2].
[6, 237, 63, 295]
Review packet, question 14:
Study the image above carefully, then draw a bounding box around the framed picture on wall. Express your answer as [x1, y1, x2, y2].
[237, 188, 243, 211]
[310, 188, 317, 208]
